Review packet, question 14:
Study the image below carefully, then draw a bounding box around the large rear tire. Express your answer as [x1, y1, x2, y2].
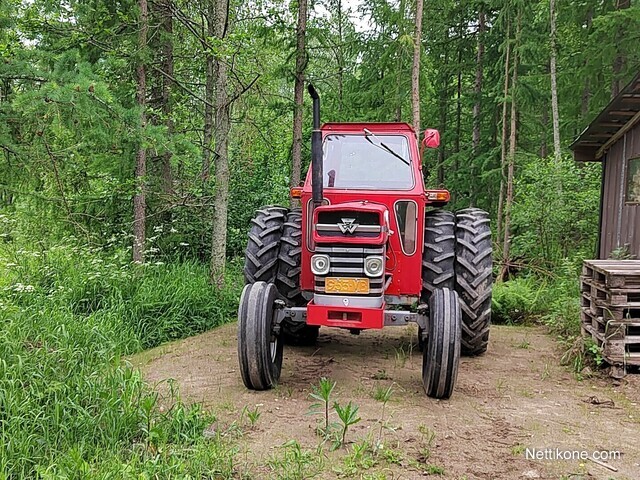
[420, 210, 456, 351]
[238, 282, 283, 390]
[243, 206, 287, 284]
[455, 208, 493, 356]
[276, 209, 304, 304]
[423, 288, 461, 399]
[276, 208, 319, 346]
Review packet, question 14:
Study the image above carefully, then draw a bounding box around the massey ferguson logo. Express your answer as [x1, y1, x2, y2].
[338, 218, 358, 234]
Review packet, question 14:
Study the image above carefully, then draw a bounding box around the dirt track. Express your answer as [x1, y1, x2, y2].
[135, 324, 640, 479]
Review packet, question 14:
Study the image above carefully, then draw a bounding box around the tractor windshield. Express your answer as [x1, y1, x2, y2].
[323, 134, 414, 190]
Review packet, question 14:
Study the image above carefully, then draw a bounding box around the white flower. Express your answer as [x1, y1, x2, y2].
[13, 283, 35, 293]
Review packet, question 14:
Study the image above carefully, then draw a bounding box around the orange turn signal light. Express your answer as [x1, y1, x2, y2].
[290, 186, 303, 199]
[425, 190, 450, 202]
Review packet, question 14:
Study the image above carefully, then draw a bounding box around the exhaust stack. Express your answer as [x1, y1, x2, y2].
[308, 84, 323, 207]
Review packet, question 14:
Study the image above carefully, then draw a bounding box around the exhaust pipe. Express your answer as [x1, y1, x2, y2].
[308, 84, 323, 207]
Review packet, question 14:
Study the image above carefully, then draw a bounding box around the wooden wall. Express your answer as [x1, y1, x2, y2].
[600, 121, 640, 259]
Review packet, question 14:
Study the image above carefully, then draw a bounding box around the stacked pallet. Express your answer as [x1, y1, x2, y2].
[580, 260, 640, 376]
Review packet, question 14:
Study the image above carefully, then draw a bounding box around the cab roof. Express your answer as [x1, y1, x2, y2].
[321, 122, 416, 134]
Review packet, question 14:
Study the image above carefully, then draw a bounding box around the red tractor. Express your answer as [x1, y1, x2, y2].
[238, 85, 492, 399]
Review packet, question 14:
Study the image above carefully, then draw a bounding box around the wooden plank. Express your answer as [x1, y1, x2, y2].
[583, 279, 640, 307]
[589, 304, 640, 322]
[596, 111, 640, 159]
[582, 322, 640, 367]
[582, 260, 640, 288]
[609, 110, 637, 116]
[584, 259, 640, 268]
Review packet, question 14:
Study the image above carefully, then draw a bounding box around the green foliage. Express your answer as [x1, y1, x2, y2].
[241, 405, 262, 429]
[334, 401, 361, 448]
[267, 440, 325, 480]
[0, 231, 241, 477]
[309, 377, 337, 437]
[583, 338, 604, 367]
[0, 237, 241, 350]
[336, 438, 378, 477]
[510, 156, 601, 268]
[492, 277, 546, 324]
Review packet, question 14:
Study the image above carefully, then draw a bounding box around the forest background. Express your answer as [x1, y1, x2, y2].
[0, 0, 639, 476]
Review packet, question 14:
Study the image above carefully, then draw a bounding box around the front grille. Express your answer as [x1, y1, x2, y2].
[316, 210, 381, 238]
[314, 245, 384, 296]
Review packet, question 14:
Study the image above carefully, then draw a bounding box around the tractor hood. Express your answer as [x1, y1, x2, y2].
[312, 201, 390, 245]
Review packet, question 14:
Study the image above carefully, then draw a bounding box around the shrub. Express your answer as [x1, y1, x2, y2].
[491, 277, 547, 324]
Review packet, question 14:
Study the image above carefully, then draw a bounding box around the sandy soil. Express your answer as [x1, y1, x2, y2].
[134, 324, 640, 480]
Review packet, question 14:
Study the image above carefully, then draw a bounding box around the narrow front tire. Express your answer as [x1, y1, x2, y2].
[238, 282, 283, 390]
[423, 287, 461, 399]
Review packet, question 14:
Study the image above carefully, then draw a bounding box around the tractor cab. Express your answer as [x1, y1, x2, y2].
[238, 85, 493, 399]
[298, 122, 436, 327]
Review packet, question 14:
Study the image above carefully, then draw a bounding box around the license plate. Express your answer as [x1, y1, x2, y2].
[325, 277, 370, 294]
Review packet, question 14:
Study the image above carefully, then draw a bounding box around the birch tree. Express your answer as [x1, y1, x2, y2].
[133, 0, 148, 263]
[549, 0, 561, 162]
[210, 0, 231, 286]
[411, 0, 424, 138]
[291, 0, 308, 197]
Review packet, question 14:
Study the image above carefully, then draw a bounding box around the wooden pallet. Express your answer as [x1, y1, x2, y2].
[580, 277, 640, 308]
[586, 301, 640, 322]
[582, 260, 640, 288]
[580, 307, 639, 338]
[581, 260, 640, 374]
[581, 321, 640, 366]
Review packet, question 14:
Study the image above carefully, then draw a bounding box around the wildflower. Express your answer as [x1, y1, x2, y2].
[13, 283, 35, 293]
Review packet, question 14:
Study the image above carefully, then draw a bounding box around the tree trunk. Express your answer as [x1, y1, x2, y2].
[133, 0, 148, 263]
[470, 8, 485, 206]
[336, 0, 343, 114]
[411, 0, 424, 138]
[210, 0, 230, 286]
[202, 2, 215, 182]
[500, 14, 521, 282]
[611, 0, 630, 98]
[395, 0, 406, 123]
[549, 0, 561, 162]
[580, 8, 593, 122]
[291, 0, 308, 197]
[160, 0, 174, 214]
[496, 20, 511, 243]
[437, 73, 447, 185]
[454, 21, 463, 159]
[540, 107, 548, 158]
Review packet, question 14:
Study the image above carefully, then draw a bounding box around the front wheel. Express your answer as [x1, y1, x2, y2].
[238, 282, 283, 390]
[422, 287, 461, 399]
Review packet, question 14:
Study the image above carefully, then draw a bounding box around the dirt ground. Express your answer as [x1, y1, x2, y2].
[135, 324, 640, 480]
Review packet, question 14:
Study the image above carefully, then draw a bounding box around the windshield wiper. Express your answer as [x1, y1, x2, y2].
[363, 128, 411, 166]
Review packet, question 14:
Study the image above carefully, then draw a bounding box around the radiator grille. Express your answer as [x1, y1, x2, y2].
[316, 211, 381, 238]
[314, 245, 384, 296]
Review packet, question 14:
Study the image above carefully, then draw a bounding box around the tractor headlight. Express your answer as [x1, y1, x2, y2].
[364, 256, 384, 277]
[311, 254, 330, 276]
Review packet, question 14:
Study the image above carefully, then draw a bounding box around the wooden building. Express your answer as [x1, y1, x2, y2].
[571, 73, 640, 259]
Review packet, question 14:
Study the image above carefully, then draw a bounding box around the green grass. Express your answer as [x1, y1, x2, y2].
[0, 237, 243, 477]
